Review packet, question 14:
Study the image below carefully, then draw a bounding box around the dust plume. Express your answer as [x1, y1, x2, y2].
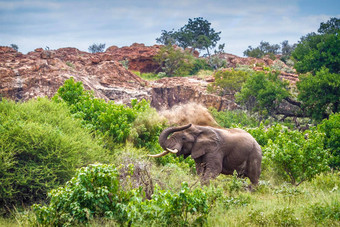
[159, 102, 220, 127]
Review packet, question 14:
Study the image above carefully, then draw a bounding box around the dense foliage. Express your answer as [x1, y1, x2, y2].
[292, 17, 339, 74]
[297, 68, 340, 121]
[318, 113, 340, 169]
[53, 77, 166, 149]
[154, 45, 213, 77]
[153, 45, 196, 77]
[207, 69, 250, 96]
[235, 72, 290, 117]
[33, 164, 209, 226]
[0, 98, 109, 210]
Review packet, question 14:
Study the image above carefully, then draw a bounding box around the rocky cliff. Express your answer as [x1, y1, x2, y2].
[0, 44, 298, 111]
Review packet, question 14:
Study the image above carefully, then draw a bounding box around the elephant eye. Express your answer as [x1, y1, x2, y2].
[182, 136, 186, 141]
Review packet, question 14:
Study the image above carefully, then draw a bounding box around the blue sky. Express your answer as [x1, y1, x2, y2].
[1, 0, 339, 56]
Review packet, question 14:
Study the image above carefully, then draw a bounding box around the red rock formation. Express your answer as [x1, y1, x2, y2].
[0, 44, 299, 112]
[0, 46, 147, 103]
[106, 43, 162, 73]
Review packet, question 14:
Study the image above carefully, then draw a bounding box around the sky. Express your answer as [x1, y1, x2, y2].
[1, 0, 339, 56]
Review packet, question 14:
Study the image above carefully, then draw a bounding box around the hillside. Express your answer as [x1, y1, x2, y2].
[0, 44, 298, 111]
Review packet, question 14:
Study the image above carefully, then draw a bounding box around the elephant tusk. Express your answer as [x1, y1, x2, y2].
[147, 150, 169, 158]
[166, 148, 178, 154]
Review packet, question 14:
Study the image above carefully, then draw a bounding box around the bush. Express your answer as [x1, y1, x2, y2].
[53, 78, 165, 148]
[32, 164, 209, 226]
[210, 108, 258, 128]
[0, 98, 109, 211]
[32, 163, 139, 226]
[318, 113, 340, 169]
[190, 58, 213, 75]
[236, 72, 290, 117]
[153, 45, 195, 77]
[264, 127, 330, 185]
[207, 69, 250, 96]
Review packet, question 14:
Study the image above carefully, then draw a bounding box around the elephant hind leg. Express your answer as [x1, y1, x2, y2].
[247, 158, 261, 185]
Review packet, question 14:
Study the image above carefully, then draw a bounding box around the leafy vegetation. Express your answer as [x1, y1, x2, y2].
[32, 164, 209, 226]
[0, 98, 109, 210]
[153, 45, 196, 77]
[53, 77, 166, 149]
[297, 68, 340, 121]
[207, 69, 250, 96]
[235, 71, 290, 118]
[292, 17, 339, 74]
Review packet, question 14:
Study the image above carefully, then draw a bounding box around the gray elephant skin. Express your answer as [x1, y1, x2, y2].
[149, 124, 262, 185]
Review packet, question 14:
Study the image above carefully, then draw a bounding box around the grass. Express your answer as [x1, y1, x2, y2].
[2, 155, 340, 226]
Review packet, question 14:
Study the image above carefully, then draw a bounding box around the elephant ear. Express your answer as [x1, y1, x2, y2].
[191, 127, 219, 159]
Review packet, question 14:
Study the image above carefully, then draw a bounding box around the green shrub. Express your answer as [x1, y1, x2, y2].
[0, 98, 109, 211]
[136, 182, 209, 226]
[248, 207, 300, 226]
[32, 163, 140, 226]
[32, 164, 209, 226]
[264, 127, 330, 185]
[53, 78, 164, 149]
[190, 58, 213, 75]
[210, 108, 258, 128]
[207, 69, 250, 96]
[153, 45, 195, 77]
[311, 172, 340, 191]
[133, 71, 159, 81]
[318, 113, 340, 169]
[235, 71, 290, 118]
[246, 123, 284, 147]
[271, 60, 295, 73]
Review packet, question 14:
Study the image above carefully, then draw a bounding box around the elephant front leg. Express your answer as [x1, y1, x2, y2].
[195, 157, 205, 177]
[200, 154, 223, 185]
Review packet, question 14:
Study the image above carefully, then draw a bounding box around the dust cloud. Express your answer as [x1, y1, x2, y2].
[159, 102, 220, 127]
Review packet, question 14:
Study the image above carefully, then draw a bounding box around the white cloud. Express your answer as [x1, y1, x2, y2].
[0, 0, 338, 55]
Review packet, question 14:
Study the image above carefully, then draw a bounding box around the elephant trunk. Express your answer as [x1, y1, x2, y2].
[148, 124, 192, 158]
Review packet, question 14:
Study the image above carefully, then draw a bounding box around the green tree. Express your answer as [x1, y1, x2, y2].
[243, 41, 281, 58]
[318, 17, 340, 34]
[318, 113, 340, 169]
[88, 43, 106, 53]
[235, 72, 290, 118]
[156, 17, 223, 56]
[292, 18, 340, 74]
[10, 44, 18, 51]
[297, 68, 340, 121]
[153, 45, 195, 76]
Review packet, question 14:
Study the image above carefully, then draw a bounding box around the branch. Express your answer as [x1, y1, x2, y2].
[284, 97, 302, 107]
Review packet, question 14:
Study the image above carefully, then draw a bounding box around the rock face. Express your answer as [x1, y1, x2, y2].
[0, 46, 148, 103]
[106, 43, 162, 73]
[0, 44, 299, 112]
[150, 76, 237, 111]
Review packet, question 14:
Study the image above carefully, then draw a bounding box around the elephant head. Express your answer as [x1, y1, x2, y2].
[149, 124, 219, 159]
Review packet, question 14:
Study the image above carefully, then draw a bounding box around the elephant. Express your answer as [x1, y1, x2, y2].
[149, 124, 262, 185]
